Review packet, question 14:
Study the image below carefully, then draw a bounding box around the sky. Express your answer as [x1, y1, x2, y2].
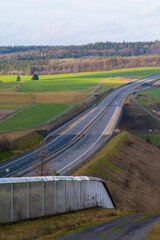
[0, 0, 160, 46]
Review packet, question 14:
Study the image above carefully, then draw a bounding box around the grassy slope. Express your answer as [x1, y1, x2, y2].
[73, 132, 160, 212]
[0, 104, 69, 132]
[138, 88, 160, 99]
[119, 103, 160, 130]
[135, 87, 160, 114]
[0, 132, 44, 163]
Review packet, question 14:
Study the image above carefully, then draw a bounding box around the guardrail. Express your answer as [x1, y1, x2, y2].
[0, 176, 114, 224]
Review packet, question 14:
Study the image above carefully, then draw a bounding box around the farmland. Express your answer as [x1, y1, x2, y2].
[0, 104, 69, 131]
[0, 67, 160, 132]
[135, 87, 160, 118]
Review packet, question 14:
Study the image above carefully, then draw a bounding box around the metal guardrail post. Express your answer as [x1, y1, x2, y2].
[27, 183, 30, 218]
[54, 181, 57, 213]
[11, 183, 14, 222]
[64, 181, 66, 212]
[42, 182, 45, 215]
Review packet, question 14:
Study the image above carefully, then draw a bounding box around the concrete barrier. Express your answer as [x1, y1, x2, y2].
[0, 176, 114, 224]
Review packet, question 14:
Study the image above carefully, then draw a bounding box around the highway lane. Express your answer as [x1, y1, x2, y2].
[20, 73, 160, 176]
[0, 74, 160, 177]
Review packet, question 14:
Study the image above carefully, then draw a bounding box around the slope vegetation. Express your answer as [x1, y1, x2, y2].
[73, 132, 160, 212]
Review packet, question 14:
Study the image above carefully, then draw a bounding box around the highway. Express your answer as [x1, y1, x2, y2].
[0, 74, 160, 177]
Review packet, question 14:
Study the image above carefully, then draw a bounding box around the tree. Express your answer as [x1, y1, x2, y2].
[17, 75, 21, 81]
[34, 150, 58, 176]
[31, 73, 39, 80]
[146, 136, 151, 144]
[0, 137, 12, 152]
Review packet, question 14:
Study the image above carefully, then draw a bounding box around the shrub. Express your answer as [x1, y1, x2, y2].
[31, 73, 39, 80]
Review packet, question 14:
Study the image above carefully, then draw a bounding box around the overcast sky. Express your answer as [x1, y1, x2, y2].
[0, 0, 160, 46]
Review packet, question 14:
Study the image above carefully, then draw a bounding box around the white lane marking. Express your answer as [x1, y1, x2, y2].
[2, 74, 160, 173]
[57, 105, 120, 174]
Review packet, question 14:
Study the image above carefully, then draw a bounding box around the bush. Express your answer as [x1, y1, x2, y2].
[0, 137, 12, 152]
[17, 75, 21, 81]
[31, 73, 39, 80]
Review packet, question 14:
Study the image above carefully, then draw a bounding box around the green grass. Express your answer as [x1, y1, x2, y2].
[0, 208, 123, 240]
[0, 75, 31, 82]
[1, 67, 160, 131]
[138, 88, 160, 100]
[14, 132, 44, 151]
[145, 223, 160, 240]
[1, 67, 160, 83]
[0, 103, 28, 110]
[0, 67, 159, 93]
[138, 135, 160, 146]
[0, 82, 18, 92]
[0, 151, 16, 164]
[0, 104, 69, 132]
[135, 87, 160, 116]
[18, 78, 101, 92]
[73, 132, 128, 178]
[135, 98, 153, 111]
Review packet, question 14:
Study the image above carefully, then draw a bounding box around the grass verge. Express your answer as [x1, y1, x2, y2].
[0, 208, 123, 240]
[145, 223, 160, 240]
[72, 132, 129, 178]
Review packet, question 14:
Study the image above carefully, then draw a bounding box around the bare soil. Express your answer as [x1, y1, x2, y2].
[0, 109, 15, 120]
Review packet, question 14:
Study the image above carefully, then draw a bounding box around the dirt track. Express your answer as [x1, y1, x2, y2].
[55, 213, 160, 240]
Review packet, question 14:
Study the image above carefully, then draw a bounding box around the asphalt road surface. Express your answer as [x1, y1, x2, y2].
[54, 213, 160, 240]
[0, 74, 160, 177]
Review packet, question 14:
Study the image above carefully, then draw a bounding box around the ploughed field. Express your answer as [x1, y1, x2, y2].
[0, 67, 160, 132]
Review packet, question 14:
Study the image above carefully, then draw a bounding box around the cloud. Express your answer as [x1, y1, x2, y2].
[139, 3, 160, 17]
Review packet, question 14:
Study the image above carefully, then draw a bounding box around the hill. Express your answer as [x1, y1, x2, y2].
[73, 132, 160, 213]
[1, 40, 160, 74]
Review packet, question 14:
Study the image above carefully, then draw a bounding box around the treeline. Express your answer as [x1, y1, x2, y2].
[1, 40, 160, 74]
[31, 56, 160, 75]
[1, 40, 160, 57]
[1, 55, 160, 75]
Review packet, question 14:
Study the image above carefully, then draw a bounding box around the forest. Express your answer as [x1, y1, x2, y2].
[1, 40, 160, 74]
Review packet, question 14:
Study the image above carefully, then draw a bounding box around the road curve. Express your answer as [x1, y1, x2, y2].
[0, 74, 160, 177]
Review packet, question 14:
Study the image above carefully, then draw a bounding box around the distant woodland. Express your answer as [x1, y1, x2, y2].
[1, 40, 160, 74]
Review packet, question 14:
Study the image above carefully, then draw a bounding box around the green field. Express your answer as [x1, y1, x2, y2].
[138, 135, 160, 146]
[0, 104, 69, 132]
[135, 87, 160, 116]
[138, 88, 160, 100]
[0, 82, 19, 92]
[1, 67, 160, 83]
[1, 67, 160, 132]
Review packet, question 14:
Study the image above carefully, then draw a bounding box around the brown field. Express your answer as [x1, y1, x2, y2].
[0, 128, 42, 141]
[35, 91, 89, 104]
[0, 109, 15, 120]
[0, 92, 34, 103]
[0, 91, 89, 104]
